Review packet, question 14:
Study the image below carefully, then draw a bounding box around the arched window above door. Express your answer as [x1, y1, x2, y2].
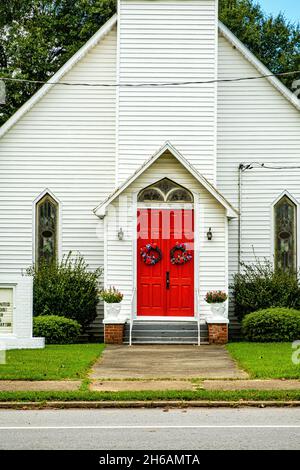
[35, 192, 59, 265]
[138, 178, 193, 203]
[274, 194, 297, 272]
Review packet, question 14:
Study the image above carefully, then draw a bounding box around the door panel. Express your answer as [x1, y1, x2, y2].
[137, 208, 194, 317]
[137, 209, 165, 316]
[166, 209, 194, 316]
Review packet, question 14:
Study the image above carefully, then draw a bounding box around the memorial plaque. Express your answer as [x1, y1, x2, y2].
[0, 288, 13, 334]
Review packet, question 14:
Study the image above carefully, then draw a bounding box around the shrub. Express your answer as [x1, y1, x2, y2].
[242, 307, 300, 342]
[232, 260, 300, 321]
[205, 290, 228, 303]
[27, 252, 102, 330]
[100, 286, 123, 303]
[33, 315, 81, 344]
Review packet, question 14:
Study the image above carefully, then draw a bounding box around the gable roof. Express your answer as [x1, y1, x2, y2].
[93, 142, 238, 218]
[0, 14, 118, 139]
[218, 21, 300, 112]
[0, 15, 298, 139]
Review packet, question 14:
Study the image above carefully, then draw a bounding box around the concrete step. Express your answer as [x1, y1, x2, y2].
[125, 340, 209, 345]
[124, 321, 208, 345]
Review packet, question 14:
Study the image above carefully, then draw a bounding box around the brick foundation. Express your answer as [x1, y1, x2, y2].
[208, 323, 228, 345]
[104, 323, 124, 344]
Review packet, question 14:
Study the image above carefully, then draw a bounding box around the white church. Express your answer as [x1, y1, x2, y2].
[0, 0, 299, 349]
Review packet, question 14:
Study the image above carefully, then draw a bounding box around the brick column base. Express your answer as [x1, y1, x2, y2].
[208, 323, 228, 345]
[104, 323, 124, 344]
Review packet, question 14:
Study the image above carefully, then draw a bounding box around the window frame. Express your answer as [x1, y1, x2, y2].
[272, 192, 298, 272]
[33, 189, 60, 265]
[137, 178, 194, 203]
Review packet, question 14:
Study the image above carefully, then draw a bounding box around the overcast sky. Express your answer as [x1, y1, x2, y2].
[258, 0, 300, 23]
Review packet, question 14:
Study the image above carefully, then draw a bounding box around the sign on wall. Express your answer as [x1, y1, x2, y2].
[0, 288, 13, 334]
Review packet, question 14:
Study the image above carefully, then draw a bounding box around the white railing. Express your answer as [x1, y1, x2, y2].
[129, 288, 136, 346]
[195, 288, 201, 346]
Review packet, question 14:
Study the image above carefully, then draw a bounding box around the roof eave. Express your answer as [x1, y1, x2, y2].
[218, 21, 300, 112]
[0, 14, 118, 139]
[94, 142, 238, 218]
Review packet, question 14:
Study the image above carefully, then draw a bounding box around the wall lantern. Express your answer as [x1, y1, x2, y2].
[117, 227, 124, 241]
[207, 227, 213, 241]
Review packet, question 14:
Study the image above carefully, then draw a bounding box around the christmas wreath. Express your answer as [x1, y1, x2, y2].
[170, 242, 193, 265]
[140, 242, 162, 266]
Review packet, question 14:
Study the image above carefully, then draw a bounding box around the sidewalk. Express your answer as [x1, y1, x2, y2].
[0, 378, 299, 392]
[90, 379, 300, 392]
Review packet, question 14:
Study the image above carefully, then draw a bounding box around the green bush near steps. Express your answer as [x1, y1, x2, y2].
[33, 315, 81, 345]
[242, 308, 300, 342]
[232, 260, 300, 321]
[27, 252, 102, 330]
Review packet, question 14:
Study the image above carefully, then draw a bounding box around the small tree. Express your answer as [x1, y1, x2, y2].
[27, 252, 102, 330]
[232, 259, 300, 321]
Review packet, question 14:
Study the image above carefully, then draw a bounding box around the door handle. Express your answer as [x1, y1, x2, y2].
[166, 271, 170, 290]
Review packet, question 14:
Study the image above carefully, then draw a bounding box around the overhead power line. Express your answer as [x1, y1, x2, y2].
[0, 70, 299, 88]
[240, 162, 300, 171]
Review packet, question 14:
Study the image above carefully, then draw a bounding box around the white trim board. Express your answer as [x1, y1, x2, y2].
[218, 21, 300, 112]
[0, 15, 298, 141]
[0, 14, 117, 139]
[94, 142, 238, 219]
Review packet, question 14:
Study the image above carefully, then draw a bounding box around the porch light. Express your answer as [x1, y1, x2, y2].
[207, 227, 213, 241]
[118, 227, 124, 241]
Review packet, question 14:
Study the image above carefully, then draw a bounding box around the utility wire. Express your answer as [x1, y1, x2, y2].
[241, 162, 300, 171]
[0, 70, 299, 87]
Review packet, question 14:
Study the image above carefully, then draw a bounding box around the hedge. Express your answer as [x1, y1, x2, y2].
[33, 315, 81, 344]
[242, 307, 300, 342]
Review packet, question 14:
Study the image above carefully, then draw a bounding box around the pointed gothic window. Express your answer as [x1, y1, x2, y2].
[138, 178, 193, 203]
[36, 193, 59, 265]
[274, 195, 297, 272]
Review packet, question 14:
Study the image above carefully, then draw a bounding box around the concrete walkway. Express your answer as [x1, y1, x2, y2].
[0, 378, 300, 392]
[0, 380, 81, 392]
[90, 379, 300, 392]
[90, 344, 248, 380]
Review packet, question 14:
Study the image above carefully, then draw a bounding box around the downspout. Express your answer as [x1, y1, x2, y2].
[238, 164, 244, 274]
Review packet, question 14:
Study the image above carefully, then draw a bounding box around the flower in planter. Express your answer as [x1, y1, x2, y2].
[100, 286, 123, 303]
[205, 290, 228, 304]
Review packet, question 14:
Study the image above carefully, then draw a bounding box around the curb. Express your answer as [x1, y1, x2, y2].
[1, 400, 300, 409]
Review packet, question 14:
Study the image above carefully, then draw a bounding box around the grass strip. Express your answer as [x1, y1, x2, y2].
[0, 389, 299, 402]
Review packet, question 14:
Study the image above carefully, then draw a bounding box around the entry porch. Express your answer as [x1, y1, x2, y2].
[94, 143, 237, 345]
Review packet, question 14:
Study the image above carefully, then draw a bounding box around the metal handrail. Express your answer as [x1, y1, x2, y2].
[195, 288, 201, 346]
[129, 288, 136, 346]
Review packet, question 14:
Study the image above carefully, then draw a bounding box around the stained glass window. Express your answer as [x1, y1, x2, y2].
[138, 178, 193, 203]
[274, 195, 297, 272]
[36, 194, 58, 265]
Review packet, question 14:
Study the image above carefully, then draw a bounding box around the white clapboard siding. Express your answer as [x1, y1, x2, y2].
[217, 34, 300, 283]
[106, 151, 226, 319]
[0, 27, 117, 276]
[117, 0, 218, 184]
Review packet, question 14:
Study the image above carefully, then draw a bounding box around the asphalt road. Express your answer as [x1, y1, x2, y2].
[0, 408, 299, 450]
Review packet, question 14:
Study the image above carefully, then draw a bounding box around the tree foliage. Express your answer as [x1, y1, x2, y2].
[0, 0, 299, 126]
[219, 0, 300, 91]
[0, 0, 116, 125]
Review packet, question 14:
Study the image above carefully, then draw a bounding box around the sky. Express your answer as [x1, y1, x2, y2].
[258, 0, 300, 23]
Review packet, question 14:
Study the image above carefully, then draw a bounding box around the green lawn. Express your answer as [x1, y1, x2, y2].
[0, 344, 105, 380]
[227, 342, 300, 379]
[0, 389, 299, 402]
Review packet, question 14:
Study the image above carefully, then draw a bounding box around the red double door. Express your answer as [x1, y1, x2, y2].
[137, 209, 194, 317]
